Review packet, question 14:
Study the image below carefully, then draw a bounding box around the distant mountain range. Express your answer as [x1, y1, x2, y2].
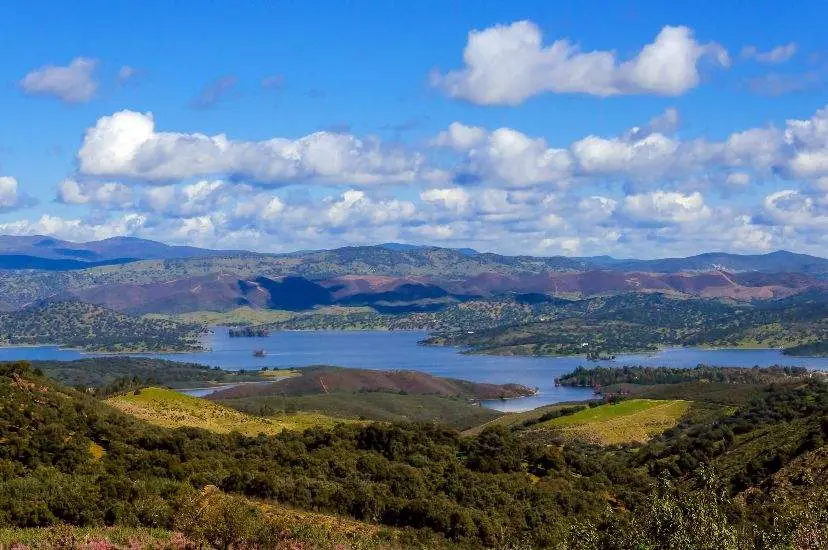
[0, 234, 825, 276]
[586, 250, 828, 276]
[0, 235, 244, 269]
[0, 234, 826, 313]
[56, 269, 824, 315]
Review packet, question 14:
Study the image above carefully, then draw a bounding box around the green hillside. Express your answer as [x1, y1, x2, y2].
[216, 392, 501, 431]
[27, 356, 285, 393]
[107, 387, 346, 435]
[423, 292, 828, 356]
[208, 365, 530, 430]
[534, 398, 691, 445]
[1, 359, 826, 548]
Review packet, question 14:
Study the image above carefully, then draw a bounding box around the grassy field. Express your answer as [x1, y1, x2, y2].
[144, 306, 293, 326]
[257, 367, 301, 378]
[144, 305, 379, 327]
[0, 526, 179, 548]
[726, 322, 825, 350]
[537, 399, 690, 445]
[107, 387, 347, 435]
[461, 402, 589, 437]
[636, 381, 770, 405]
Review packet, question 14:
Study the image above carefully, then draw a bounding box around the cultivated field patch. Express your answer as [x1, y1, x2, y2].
[539, 398, 690, 445]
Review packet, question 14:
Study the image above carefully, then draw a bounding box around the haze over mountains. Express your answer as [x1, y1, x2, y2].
[1, 235, 826, 274]
[0, 234, 826, 314]
[0, 235, 244, 269]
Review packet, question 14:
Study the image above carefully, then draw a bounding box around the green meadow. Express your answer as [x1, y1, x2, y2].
[107, 387, 348, 435]
[540, 398, 690, 445]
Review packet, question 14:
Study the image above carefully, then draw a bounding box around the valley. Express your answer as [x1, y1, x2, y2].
[0, 237, 826, 359]
[7, 4, 828, 546]
[0, 236, 827, 548]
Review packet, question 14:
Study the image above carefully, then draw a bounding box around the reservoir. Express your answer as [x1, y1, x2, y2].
[1, 328, 827, 411]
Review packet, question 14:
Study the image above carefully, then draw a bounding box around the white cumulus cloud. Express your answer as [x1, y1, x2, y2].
[0, 177, 21, 208]
[430, 122, 488, 151]
[763, 189, 828, 229]
[420, 187, 472, 214]
[77, 110, 429, 185]
[57, 179, 134, 208]
[784, 106, 828, 179]
[623, 191, 711, 224]
[437, 126, 573, 187]
[432, 22, 728, 105]
[20, 57, 98, 103]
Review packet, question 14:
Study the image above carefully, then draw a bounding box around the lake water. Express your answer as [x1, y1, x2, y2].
[2, 328, 827, 412]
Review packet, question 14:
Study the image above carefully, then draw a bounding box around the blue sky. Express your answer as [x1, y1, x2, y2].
[0, 0, 826, 257]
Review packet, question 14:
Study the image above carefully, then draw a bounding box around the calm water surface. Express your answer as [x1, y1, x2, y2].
[2, 328, 827, 412]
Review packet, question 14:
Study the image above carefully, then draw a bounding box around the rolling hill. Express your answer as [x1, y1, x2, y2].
[422, 291, 828, 356]
[1, 360, 825, 548]
[27, 356, 274, 390]
[0, 254, 139, 271]
[207, 365, 532, 429]
[208, 365, 535, 401]
[526, 398, 691, 445]
[107, 387, 344, 435]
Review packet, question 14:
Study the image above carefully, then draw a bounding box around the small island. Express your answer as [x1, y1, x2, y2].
[229, 326, 270, 338]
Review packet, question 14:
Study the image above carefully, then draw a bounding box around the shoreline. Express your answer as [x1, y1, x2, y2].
[423, 340, 828, 360]
[0, 342, 206, 355]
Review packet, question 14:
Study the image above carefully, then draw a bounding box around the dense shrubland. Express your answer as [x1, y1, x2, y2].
[0, 360, 826, 548]
[423, 292, 828, 356]
[556, 365, 817, 388]
[28, 357, 266, 391]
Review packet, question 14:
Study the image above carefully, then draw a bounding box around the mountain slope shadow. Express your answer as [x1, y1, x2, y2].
[244, 276, 333, 311]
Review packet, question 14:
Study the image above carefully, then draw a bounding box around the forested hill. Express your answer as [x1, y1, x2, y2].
[0, 300, 202, 352]
[27, 356, 269, 391]
[0, 360, 825, 548]
[556, 365, 818, 389]
[423, 291, 828, 356]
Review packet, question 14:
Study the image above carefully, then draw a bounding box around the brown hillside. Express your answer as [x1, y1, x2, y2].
[207, 366, 535, 400]
[448, 270, 820, 300]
